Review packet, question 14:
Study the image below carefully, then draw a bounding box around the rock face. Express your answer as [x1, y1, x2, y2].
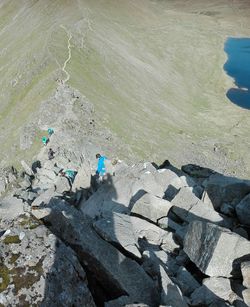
[184, 221, 250, 277]
[0, 214, 95, 307]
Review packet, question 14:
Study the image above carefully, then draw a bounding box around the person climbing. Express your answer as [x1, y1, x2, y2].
[59, 169, 77, 186]
[96, 153, 107, 181]
[42, 136, 48, 146]
[48, 148, 55, 160]
[48, 128, 54, 137]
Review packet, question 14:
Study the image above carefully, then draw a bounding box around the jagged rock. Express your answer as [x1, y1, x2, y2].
[0, 196, 24, 219]
[203, 174, 250, 210]
[55, 176, 71, 194]
[236, 193, 250, 227]
[72, 160, 92, 192]
[241, 261, 250, 288]
[131, 192, 172, 223]
[43, 201, 160, 306]
[130, 216, 179, 253]
[181, 164, 215, 178]
[175, 266, 200, 296]
[21, 160, 34, 176]
[171, 187, 223, 225]
[191, 277, 238, 305]
[160, 265, 188, 307]
[0, 215, 95, 307]
[93, 212, 141, 259]
[184, 221, 250, 277]
[242, 289, 250, 306]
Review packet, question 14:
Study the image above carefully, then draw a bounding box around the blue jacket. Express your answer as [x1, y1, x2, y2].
[97, 156, 107, 176]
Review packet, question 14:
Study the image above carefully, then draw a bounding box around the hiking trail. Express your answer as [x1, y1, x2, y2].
[60, 25, 72, 83]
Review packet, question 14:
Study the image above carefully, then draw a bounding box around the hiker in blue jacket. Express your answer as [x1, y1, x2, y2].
[96, 153, 107, 180]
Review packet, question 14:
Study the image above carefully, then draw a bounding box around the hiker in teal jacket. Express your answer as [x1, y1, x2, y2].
[96, 154, 107, 177]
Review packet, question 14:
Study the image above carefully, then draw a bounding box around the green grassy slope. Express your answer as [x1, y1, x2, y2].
[0, 0, 250, 176]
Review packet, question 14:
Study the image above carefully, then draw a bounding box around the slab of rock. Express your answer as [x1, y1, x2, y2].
[241, 261, 250, 288]
[72, 160, 91, 192]
[43, 202, 160, 306]
[236, 193, 250, 227]
[175, 266, 200, 296]
[191, 277, 238, 305]
[0, 214, 95, 307]
[131, 193, 172, 223]
[93, 213, 141, 259]
[130, 216, 179, 253]
[160, 265, 188, 307]
[55, 176, 71, 194]
[184, 221, 250, 277]
[203, 174, 250, 210]
[171, 187, 223, 225]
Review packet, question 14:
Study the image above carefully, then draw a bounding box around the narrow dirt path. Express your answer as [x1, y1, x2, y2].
[60, 25, 72, 83]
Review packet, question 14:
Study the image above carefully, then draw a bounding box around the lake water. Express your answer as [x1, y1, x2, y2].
[224, 38, 250, 109]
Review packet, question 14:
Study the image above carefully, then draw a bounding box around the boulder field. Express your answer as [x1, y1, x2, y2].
[0, 146, 250, 306]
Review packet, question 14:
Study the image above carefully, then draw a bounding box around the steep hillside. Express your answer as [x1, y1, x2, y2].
[0, 0, 250, 176]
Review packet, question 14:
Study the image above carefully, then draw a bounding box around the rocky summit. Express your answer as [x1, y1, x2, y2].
[0, 133, 250, 306]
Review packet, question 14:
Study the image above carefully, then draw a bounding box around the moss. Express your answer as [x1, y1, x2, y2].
[11, 257, 45, 294]
[19, 215, 41, 230]
[10, 253, 20, 264]
[0, 264, 10, 292]
[3, 235, 21, 244]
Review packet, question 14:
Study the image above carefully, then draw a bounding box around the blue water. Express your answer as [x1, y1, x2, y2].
[224, 38, 250, 109]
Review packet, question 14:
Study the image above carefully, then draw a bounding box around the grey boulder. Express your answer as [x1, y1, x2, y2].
[184, 221, 250, 277]
[93, 212, 141, 259]
[131, 192, 172, 223]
